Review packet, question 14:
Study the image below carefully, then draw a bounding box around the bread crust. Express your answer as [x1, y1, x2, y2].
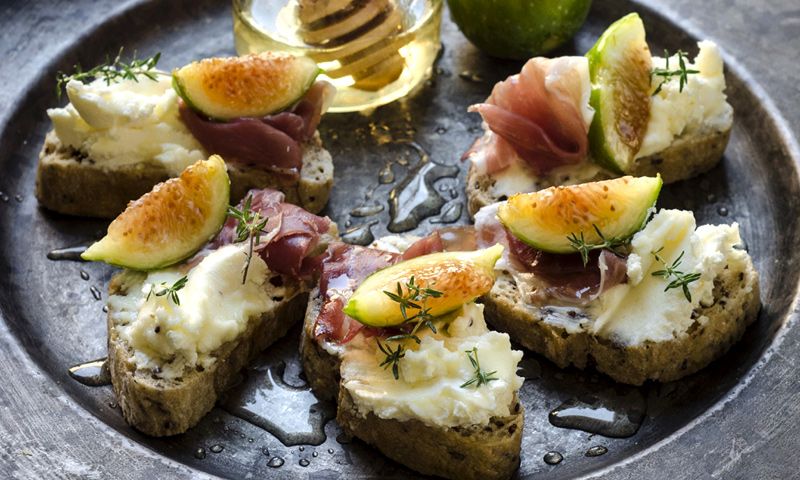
[337, 388, 523, 480]
[107, 272, 309, 437]
[466, 126, 731, 216]
[36, 130, 333, 218]
[482, 255, 760, 385]
[300, 288, 523, 480]
[299, 288, 341, 402]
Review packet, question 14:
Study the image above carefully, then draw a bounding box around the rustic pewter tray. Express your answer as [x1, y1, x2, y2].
[1, 0, 799, 478]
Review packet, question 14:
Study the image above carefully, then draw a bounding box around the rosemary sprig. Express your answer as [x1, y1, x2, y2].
[146, 276, 188, 306]
[227, 195, 269, 285]
[566, 224, 628, 267]
[55, 48, 162, 100]
[651, 247, 702, 302]
[651, 49, 700, 95]
[460, 347, 498, 389]
[377, 339, 405, 380]
[383, 276, 443, 344]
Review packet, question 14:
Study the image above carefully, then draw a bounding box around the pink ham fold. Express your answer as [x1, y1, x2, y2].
[468, 58, 590, 175]
[179, 81, 335, 179]
[213, 188, 332, 279]
[474, 204, 626, 305]
[313, 234, 450, 345]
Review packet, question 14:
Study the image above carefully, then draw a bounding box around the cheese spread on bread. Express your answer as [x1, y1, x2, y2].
[48, 75, 205, 176]
[591, 209, 748, 344]
[108, 244, 281, 379]
[339, 302, 523, 428]
[637, 41, 733, 159]
[471, 139, 606, 199]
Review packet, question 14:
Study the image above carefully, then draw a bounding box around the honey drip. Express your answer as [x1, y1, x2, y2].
[296, 0, 409, 91]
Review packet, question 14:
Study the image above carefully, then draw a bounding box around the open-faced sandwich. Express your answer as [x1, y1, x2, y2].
[301, 236, 524, 480]
[465, 13, 734, 214]
[471, 175, 759, 385]
[81, 155, 337, 436]
[38, 50, 334, 218]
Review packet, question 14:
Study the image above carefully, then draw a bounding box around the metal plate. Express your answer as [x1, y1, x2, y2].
[1, 0, 799, 478]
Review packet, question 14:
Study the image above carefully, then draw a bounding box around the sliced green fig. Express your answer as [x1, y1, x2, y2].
[343, 245, 504, 327]
[172, 52, 320, 120]
[586, 13, 652, 173]
[498, 175, 662, 254]
[82, 155, 230, 269]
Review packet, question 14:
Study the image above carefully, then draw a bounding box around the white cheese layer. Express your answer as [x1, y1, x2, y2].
[108, 244, 279, 379]
[591, 209, 748, 344]
[637, 41, 733, 159]
[48, 75, 206, 176]
[472, 142, 606, 199]
[340, 303, 524, 428]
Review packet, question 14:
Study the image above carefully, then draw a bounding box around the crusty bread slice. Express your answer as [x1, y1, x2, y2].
[337, 388, 523, 480]
[482, 253, 759, 386]
[300, 289, 524, 480]
[299, 287, 341, 402]
[36, 130, 334, 218]
[466, 125, 731, 215]
[107, 271, 308, 437]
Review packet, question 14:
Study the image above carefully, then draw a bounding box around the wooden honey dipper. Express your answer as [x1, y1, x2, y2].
[296, 0, 410, 91]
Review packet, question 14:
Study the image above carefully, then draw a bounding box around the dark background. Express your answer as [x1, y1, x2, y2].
[0, 1, 799, 479]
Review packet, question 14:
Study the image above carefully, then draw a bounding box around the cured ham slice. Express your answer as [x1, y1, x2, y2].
[506, 232, 627, 303]
[467, 57, 592, 175]
[474, 203, 626, 305]
[213, 188, 332, 279]
[313, 233, 453, 344]
[180, 81, 336, 178]
[313, 243, 399, 343]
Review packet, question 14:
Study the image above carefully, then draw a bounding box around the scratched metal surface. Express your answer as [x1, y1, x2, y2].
[0, 0, 799, 479]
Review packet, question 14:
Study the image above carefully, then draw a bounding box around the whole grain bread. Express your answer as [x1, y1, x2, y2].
[466, 125, 731, 216]
[36, 130, 334, 218]
[482, 253, 760, 386]
[300, 288, 523, 480]
[337, 387, 523, 480]
[107, 270, 309, 437]
[299, 288, 341, 402]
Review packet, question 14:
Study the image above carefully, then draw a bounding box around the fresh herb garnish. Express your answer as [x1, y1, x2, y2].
[373, 277, 443, 380]
[651, 247, 702, 302]
[567, 224, 628, 267]
[460, 347, 498, 389]
[227, 194, 269, 285]
[651, 49, 700, 95]
[55, 48, 162, 100]
[377, 339, 406, 380]
[383, 276, 443, 344]
[146, 276, 188, 306]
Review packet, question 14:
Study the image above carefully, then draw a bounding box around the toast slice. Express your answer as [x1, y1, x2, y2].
[36, 130, 333, 218]
[466, 125, 731, 216]
[300, 238, 525, 480]
[108, 271, 308, 436]
[300, 289, 524, 480]
[336, 387, 523, 480]
[483, 258, 759, 385]
[473, 197, 760, 386]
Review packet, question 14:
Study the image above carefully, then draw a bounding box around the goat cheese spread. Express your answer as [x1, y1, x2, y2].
[48, 74, 205, 176]
[340, 302, 524, 428]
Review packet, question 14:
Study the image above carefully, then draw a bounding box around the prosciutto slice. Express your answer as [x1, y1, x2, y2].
[506, 232, 627, 303]
[467, 57, 592, 175]
[474, 203, 626, 305]
[213, 188, 332, 279]
[179, 81, 336, 178]
[313, 233, 450, 344]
